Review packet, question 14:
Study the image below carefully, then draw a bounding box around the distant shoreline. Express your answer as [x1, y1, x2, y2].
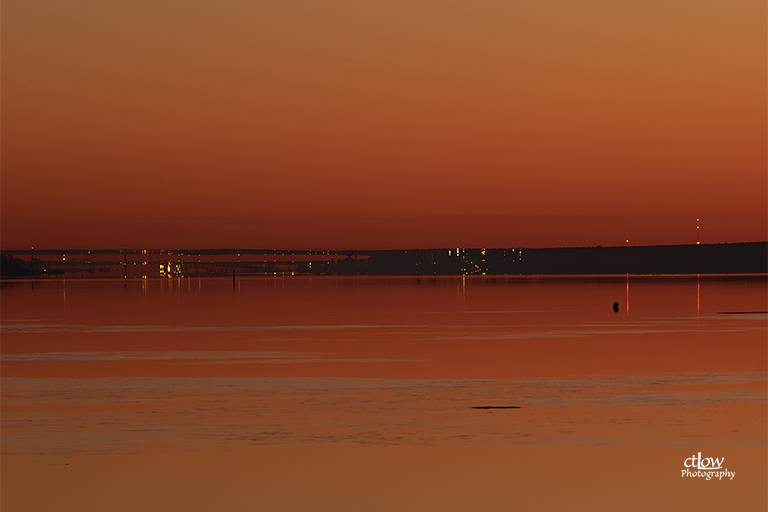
[3, 242, 766, 279]
[4, 241, 767, 254]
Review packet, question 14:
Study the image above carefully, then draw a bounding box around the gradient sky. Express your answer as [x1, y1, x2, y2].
[2, 0, 766, 249]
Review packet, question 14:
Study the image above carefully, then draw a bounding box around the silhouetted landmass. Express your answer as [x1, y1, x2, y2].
[1, 242, 765, 278]
[512, 243, 767, 275]
[1, 253, 36, 277]
[310, 243, 767, 275]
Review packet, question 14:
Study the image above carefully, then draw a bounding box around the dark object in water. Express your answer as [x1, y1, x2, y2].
[472, 406, 521, 409]
[612, 302, 620, 312]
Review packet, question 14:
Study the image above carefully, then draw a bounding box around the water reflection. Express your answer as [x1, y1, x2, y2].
[2, 372, 765, 457]
[1, 275, 766, 510]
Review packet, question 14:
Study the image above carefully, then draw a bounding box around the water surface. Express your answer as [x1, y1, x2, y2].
[2, 275, 766, 511]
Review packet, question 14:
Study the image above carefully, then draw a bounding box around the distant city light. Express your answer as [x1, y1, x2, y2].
[696, 218, 700, 244]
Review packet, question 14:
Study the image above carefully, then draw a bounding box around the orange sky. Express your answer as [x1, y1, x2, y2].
[2, 0, 766, 249]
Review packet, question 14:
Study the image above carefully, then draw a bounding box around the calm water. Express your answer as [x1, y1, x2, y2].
[1, 275, 766, 511]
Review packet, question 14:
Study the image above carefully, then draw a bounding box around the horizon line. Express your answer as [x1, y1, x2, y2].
[4, 240, 767, 254]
